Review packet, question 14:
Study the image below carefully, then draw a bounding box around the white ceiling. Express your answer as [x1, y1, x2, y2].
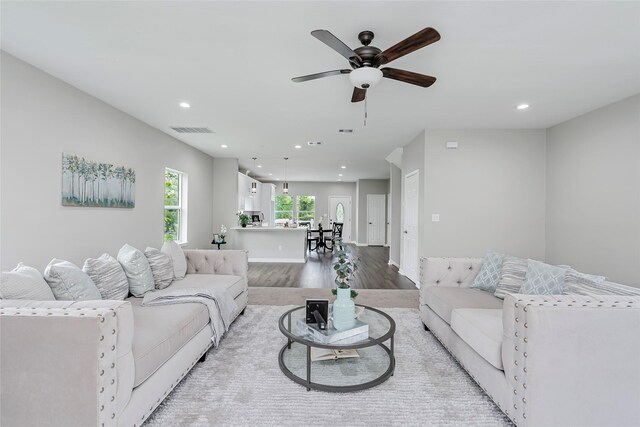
[2, 1, 639, 181]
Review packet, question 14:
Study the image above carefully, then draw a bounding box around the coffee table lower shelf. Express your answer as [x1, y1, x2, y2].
[278, 341, 395, 392]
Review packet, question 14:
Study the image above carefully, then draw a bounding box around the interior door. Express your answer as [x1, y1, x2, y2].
[402, 170, 419, 284]
[367, 194, 386, 246]
[328, 196, 351, 242]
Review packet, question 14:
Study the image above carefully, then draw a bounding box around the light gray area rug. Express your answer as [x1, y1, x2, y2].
[145, 305, 511, 426]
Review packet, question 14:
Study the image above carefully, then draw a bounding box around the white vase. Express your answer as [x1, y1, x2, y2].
[332, 287, 356, 330]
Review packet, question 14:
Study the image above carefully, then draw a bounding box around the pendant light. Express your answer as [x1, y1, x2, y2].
[283, 157, 289, 194]
[250, 157, 257, 194]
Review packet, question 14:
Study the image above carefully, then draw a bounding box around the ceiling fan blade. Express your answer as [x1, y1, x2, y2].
[351, 87, 367, 103]
[377, 27, 441, 65]
[292, 69, 351, 83]
[381, 67, 437, 87]
[311, 30, 362, 65]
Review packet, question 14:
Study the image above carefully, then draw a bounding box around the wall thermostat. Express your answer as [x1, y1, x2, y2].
[446, 141, 459, 149]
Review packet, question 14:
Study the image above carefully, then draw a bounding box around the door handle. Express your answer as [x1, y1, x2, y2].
[404, 230, 408, 234]
[369, 222, 372, 225]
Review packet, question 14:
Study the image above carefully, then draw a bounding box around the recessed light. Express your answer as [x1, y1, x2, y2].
[340, 165, 347, 169]
[268, 173, 273, 176]
[338, 174, 343, 177]
[516, 104, 530, 110]
[179, 102, 191, 108]
[220, 144, 228, 148]
[257, 165, 262, 168]
[294, 145, 302, 149]
[275, 178, 280, 181]
[337, 179, 342, 181]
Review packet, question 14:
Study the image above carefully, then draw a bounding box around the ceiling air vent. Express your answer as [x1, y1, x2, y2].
[307, 141, 322, 146]
[170, 127, 214, 134]
[339, 129, 354, 133]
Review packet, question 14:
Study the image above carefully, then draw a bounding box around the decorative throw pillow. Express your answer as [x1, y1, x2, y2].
[520, 259, 567, 295]
[0, 263, 56, 300]
[494, 257, 528, 299]
[470, 250, 505, 293]
[144, 247, 174, 290]
[161, 240, 187, 280]
[117, 244, 155, 297]
[563, 270, 640, 296]
[44, 259, 102, 301]
[82, 254, 129, 300]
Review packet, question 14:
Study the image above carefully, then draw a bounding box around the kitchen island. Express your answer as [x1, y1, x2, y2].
[232, 226, 307, 263]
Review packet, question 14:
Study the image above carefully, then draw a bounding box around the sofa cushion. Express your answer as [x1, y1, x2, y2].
[521, 259, 567, 295]
[82, 254, 129, 300]
[0, 263, 55, 301]
[127, 297, 209, 387]
[451, 308, 504, 370]
[422, 286, 503, 324]
[161, 241, 187, 280]
[168, 273, 245, 299]
[118, 244, 155, 297]
[470, 250, 505, 293]
[44, 259, 102, 301]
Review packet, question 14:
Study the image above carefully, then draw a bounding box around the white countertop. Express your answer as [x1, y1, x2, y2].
[231, 226, 307, 231]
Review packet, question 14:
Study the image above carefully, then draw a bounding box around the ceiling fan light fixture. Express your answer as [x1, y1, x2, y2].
[349, 67, 383, 89]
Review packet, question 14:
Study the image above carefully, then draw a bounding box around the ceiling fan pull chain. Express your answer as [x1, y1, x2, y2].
[364, 94, 368, 127]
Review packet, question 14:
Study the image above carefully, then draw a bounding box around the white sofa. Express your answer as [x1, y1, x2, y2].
[0, 249, 248, 427]
[419, 257, 640, 426]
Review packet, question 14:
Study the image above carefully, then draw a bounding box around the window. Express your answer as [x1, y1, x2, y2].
[164, 168, 188, 243]
[335, 202, 345, 223]
[297, 195, 315, 223]
[275, 195, 293, 224]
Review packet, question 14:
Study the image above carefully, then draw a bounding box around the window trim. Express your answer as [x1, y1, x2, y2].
[164, 167, 188, 245]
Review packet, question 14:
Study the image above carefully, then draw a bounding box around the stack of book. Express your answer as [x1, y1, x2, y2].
[296, 318, 369, 345]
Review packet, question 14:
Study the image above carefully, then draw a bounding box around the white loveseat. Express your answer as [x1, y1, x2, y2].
[0, 249, 248, 427]
[419, 257, 640, 426]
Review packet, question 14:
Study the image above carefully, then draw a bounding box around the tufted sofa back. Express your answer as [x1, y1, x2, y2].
[183, 249, 248, 280]
[420, 257, 483, 288]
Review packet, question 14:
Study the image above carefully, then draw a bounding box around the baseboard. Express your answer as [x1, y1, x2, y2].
[356, 242, 368, 247]
[248, 257, 306, 263]
[388, 259, 399, 268]
[398, 268, 419, 288]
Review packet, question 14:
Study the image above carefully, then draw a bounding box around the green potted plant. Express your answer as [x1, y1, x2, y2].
[331, 237, 360, 330]
[239, 213, 250, 228]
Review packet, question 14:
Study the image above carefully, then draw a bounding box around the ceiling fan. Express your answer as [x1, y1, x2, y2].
[292, 27, 440, 102]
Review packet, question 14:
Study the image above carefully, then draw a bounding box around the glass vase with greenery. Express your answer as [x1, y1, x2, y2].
[331, 237, 359, 299]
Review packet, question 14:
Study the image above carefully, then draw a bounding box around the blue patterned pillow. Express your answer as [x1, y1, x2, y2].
[521, 260, 567, 295]
[470, 251, 505, 292]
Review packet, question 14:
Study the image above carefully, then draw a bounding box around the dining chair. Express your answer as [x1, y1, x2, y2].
[307, 229, 319, 253]
[324, 222, 344, 251]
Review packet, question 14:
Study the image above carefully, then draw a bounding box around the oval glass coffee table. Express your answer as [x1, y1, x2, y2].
[278, 304, 396, 392]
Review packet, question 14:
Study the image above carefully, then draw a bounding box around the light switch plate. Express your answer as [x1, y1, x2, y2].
[432, 214, 440, 222]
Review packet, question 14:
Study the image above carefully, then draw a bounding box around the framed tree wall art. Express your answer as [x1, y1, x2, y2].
[61, 152, 135, 208]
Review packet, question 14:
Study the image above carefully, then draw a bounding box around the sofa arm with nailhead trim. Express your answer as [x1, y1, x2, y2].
[0, 299, 134, 427]
[502, 294, 640, 426]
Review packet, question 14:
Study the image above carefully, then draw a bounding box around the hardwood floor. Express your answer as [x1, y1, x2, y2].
[248, 244, 416, 290]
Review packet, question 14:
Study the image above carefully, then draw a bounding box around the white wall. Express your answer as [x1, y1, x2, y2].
[1, 52, 215, 271]
[265, 181, 357, 242]
[546, 94, 640, 286]
[212, 157, 239, 248]
[423, 130, 546, 259]
[356, 179, 389, 245]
